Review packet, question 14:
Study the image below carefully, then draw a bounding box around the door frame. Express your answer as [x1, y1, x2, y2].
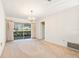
[41, 21, 45, 39]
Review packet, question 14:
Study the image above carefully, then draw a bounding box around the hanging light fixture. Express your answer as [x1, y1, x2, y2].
[28, 10, 35, 22]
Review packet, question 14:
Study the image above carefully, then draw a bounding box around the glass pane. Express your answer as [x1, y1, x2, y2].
[14, 23, 31, 40]
[14, 23, 24, 40]
[23, 24, 31, 39]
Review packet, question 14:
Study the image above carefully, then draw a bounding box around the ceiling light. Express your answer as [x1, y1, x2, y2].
[28, 10, 35, 22]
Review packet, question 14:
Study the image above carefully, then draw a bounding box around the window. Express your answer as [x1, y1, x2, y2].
[14, 23, 31, 40]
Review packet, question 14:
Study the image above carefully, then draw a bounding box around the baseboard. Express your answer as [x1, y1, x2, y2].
[31, 37, 36, 39]
[6, 40, 13, 42]
[45, 40, 79, 52]
[35, 38, 42, 40]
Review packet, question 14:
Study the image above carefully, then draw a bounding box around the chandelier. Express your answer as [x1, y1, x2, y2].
[28, 10, 35, 22]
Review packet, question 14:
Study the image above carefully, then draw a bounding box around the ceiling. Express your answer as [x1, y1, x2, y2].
[2, 0, 79, 19]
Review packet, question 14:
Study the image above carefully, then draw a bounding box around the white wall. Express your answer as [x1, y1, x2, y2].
[36, 19, 42, 39]
[0, 0, 6, 56]
[31, 22, 36, 39]
[45, 6, 79, 47]
[6, 17, 31, 23]
[36, 5, 79, 47]
[36, 19, 45, 39]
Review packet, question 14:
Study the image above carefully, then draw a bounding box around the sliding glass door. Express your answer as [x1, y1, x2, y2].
[13, 23, 31, 40]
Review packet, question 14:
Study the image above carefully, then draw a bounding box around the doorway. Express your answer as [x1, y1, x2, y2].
[41, 22, 45, 39]
[13, 22, 31, 40]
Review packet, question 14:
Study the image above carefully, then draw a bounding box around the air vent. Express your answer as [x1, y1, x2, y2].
[67, 42, 79, 50]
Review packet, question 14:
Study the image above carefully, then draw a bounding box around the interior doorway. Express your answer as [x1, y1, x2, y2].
[13, 22, 31, 40]
[41, 22, 45, 39]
